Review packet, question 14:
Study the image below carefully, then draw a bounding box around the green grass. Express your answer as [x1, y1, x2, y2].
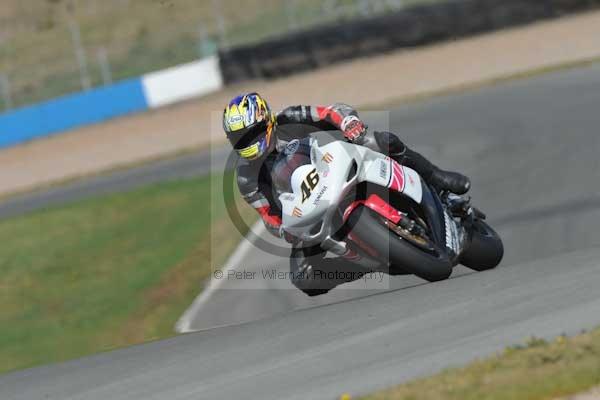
[0, 0, 443, 108]
[0, 173, 256, 374]
[359, 328, 600, 400]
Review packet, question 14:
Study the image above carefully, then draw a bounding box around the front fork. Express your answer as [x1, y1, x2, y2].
[442, 192, 488, 259]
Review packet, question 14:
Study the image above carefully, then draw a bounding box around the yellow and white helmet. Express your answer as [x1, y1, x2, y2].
[223, 92, 276, 161]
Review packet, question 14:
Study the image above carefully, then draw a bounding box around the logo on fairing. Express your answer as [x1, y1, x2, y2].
[300, 168, 320, 203]
[388, 160, 405, 192]
[444, 212, 461, 254]
[280, 193, 295, 202]
[284, 139, 300, 155]
[312, 185, 328, 206]
[292, 207, 303, 218]
[322, 153, 334, 164]
[379, 159, 389, 179]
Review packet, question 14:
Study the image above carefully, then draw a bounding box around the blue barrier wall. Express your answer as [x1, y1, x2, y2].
[0, 78, 148, 149]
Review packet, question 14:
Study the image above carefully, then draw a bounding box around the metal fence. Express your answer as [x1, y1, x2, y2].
[0, 0, 443, 111]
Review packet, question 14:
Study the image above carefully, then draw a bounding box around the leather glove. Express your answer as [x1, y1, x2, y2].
[341, 115, 367, 142]
[263, 214, 283, 237]
[282, 230, 301, 245]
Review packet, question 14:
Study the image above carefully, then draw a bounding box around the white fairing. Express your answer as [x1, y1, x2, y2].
[279, 139, 423, 242]
[359, 153, 423, 203]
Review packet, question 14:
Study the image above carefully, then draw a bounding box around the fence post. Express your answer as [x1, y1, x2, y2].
[386, 0, 404, 10]
[96, 47, 113, 86]
[0, 73, 13, 111]
[357, 0, 375, 16]
[67, 18, 92, 91]
[198, 24, 217, 58]
[211, 0, 228, 47]
[285, 0, 298, 31]
[323, 0, 342, 18]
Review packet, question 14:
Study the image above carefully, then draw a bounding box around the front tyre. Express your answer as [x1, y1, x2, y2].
[346, 206, 453, 282]
[460, 220, 504, 271]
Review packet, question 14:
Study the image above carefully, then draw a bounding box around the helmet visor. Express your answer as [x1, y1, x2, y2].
[227, 120, 271, 160]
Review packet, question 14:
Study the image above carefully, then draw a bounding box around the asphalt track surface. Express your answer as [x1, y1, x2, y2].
[0, 146, 231, 220]
[2, 63, 600, 399]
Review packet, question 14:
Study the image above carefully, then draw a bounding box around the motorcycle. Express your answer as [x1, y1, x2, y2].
[272, 133, 504, 285]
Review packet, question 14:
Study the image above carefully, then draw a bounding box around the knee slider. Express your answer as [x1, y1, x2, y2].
[374, 131, 406, 156]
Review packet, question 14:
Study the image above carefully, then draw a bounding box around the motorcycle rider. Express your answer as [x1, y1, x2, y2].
[223, 92, 470, 296]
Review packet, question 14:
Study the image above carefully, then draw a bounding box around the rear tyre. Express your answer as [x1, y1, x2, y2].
[346, 206, 453, 282]
[460, 220, 504, 271]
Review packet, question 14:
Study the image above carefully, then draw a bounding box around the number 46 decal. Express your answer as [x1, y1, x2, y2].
[301, 168, 320, 203]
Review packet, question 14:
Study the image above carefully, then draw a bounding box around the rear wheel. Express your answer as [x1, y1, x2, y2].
[460, 220, 504, 271]
[346, 206, 453, 282]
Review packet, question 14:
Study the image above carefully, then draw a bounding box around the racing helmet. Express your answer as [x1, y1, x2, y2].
[223, 92, 276, 161]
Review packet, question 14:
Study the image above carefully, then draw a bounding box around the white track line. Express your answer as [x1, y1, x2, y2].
[175, 221, 265, 333]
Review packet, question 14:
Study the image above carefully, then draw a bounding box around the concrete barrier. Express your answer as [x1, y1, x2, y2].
[0, 56, 223, 149]
[0, 78, 147, 149]
[218, 0, 600, 83]
[2, 0, 599, 150]
[142, 56, 223, 109]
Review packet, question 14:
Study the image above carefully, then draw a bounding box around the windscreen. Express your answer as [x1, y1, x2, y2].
[271, 139, 313, 194]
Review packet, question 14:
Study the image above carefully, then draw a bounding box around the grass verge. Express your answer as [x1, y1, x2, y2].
[359, 328, 600, 400]
[2, 0, 442, 107]
[0, 173, 256, 374]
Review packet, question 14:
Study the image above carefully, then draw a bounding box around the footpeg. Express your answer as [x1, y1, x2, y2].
[447, 194, 472, 217]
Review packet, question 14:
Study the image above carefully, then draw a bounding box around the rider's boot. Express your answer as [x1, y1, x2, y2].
[429, 168, 471, 195]
[373, 131, 471, 195]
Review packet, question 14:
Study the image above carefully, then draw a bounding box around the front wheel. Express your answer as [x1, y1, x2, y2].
[346, 206, 453, 282]
[460, 220, 504, 271]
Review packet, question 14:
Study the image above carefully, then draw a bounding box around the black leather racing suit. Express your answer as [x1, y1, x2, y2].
[236, 103, 441, 214]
